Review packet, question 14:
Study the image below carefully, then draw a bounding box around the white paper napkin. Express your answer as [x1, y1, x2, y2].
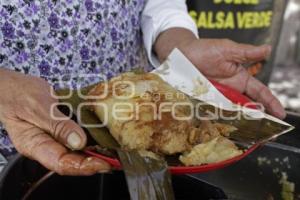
[152, 48, 292, 127]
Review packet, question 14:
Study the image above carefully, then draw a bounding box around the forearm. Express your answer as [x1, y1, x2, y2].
[0, 67, 7, 74]
[0, 68, 14, 78]
[154, 27, 197, 63]
[0, 68, 20, 84]
[0, 68, 10, 83]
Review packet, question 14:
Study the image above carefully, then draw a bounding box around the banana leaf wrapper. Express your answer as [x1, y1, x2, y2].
[194, 101, 294, 148]
[56, 86, 175, 200]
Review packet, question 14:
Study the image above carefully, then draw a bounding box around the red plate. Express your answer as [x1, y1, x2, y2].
[85, 81, 260, 174]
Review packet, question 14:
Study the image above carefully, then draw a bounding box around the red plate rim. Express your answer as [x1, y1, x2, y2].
[85, 80, 260, 174]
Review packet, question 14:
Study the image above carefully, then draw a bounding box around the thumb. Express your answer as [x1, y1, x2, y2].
[231, 43, 272, 63]
[44, 107, 87, 150]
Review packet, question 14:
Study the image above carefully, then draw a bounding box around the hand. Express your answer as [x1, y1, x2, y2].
[154, 28, 286, 119]
[0, 69, 110, 175]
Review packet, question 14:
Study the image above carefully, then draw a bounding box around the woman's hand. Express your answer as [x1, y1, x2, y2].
[0, 69, 110, 175]
[154, 28, 286, 119]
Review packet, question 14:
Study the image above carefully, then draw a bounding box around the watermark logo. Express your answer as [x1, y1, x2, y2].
[50, 75, 266, 127]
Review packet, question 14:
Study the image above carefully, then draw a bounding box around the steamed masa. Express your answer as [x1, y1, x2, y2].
[87, 72, 242, 166]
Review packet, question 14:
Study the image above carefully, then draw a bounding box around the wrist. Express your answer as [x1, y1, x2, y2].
[0, 68, 11, 76]
[0, 68, 5, 74]
[154, 28, 198, 63]
[0, 68, 15, 82]
[0, 68, 8, 79]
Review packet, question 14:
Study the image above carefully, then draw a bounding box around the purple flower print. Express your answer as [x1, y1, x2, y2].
[17, 30, 25, 37]
[1, 22, 15, 39]
[78, 34, 85, 41]
[31, 3, 39, 14]
[0, 9, 8, 19]
[21, 52, 29, 61]
[95, 3, 103, 9]
[107, 72, 113, 79]
[16, 55, 23, 64]
[96, 23, 104, 34]
[85, 0, 94, 12]
[2, 135, 12, 146]
[59, 44, 67, 53]
[131, 16, 137, 27]
[61, 19, 69, 26]
[130, 56, 135, 66]
[103, 63, 109, 69]
[59, 40, 72, 53]
[52, 67, 61, 74]
[38, 60, 51, 76]
[61, 39, 72, 48]
[117, 52, 125, 62]
[91, 50, 97, 56]
[27, 40, 37, 50]
[24, 7, 33, 17]
[80, 46, 90, 60]
[48, 13, 59, 29]
[16, 51, 29, 64]
[37, 48, 45, 57]
[64, 39, 73, 49]
[111, 28, 118, 41]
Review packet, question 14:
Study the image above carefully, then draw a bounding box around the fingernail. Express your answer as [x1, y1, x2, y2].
[86, 157, 111, 173]
[279, 111, 287, 119]
[267, 46, 272, 55]
[267, 45, 272, 52]
[264, 45, 272, 57]
[67, 132, 82, 149]
[98, 169, 111, 174]
[274, 109, 286, 119]
[97, 163, 111, 174]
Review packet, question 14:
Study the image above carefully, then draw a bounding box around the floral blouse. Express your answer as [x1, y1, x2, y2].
[0, 0, 153, 158]
[0, 0, 197, 159]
